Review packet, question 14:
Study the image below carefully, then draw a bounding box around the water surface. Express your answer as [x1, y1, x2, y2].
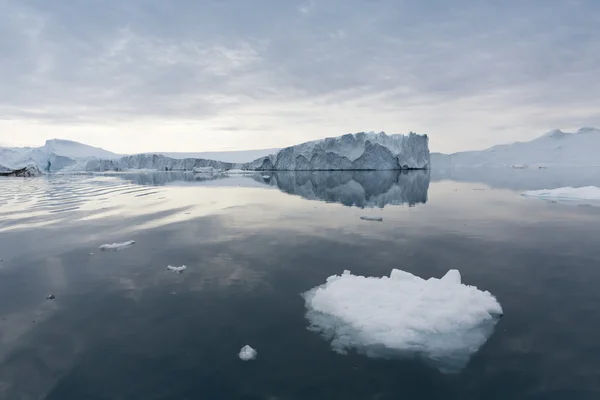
[1, 171, 599, 399]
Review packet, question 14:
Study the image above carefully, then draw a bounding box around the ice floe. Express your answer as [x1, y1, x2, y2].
[167, 265, 187, 273]
[522, 186, 600, 201]
[303, 269, 502, 373]
[238, 345, 257, 361]
[98, 240, 135, 251]
[359, 216, 383, 222]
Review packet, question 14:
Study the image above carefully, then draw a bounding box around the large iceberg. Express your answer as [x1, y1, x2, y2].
[303, 269, 502, 373]
[242, 132, 429, 171]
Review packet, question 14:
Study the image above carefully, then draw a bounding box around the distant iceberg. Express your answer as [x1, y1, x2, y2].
[242, 131, 429, 171]
[99, 240, 136, 251]
[303, 269, 502, 373]
[522, 186, 600, 201]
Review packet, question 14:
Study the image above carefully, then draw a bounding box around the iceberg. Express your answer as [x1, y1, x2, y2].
[522, 186, 600, 201]
[98, 240, 136, 251]
[238, 345, 257, 361]
[242, 132, 429, 171]
[84, 154, 234, 172]
[303, 269, 502, 373]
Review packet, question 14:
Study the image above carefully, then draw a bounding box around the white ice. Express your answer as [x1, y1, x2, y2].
[303, 269, 502, 373]
[98, 240, 135, 251]
[522, 186, 600, 201]
[167, 265, 187, 273]
[238, 345, 257, 361]
[359, 216, 383, 222]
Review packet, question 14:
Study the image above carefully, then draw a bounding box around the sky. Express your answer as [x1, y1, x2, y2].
[1, 0, 599, 154]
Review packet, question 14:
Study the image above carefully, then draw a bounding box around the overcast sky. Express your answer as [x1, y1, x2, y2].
[1, 0, 599, 153]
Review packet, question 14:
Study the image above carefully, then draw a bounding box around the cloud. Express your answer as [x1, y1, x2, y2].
[1, 0, 599, 153]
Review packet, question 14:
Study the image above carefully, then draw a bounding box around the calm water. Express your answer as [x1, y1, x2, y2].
[1, 171, 600, 400]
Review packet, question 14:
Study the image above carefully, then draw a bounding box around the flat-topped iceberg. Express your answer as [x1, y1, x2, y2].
[242, 131, 429, 171]
[303, 269, 502, 373]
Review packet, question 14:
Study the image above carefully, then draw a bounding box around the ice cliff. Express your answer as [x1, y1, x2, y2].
[242, 132, 429, 171]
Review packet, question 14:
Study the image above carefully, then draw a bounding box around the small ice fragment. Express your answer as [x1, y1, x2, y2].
[46, 294, 55, 300]
[359, 216, 383, 222]
[89, 252, 95, 256]
[99, 240, 135, 251]
[238, 345, 257, 361]
[262, 175, 270, 179]
[167, 265, 187, 273]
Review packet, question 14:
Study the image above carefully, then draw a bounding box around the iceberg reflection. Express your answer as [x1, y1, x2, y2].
[263, 170, 429, 208]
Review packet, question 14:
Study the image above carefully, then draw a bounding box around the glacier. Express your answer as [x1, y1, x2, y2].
[242, 131, 429, 171]
[303, 269, 502, 373]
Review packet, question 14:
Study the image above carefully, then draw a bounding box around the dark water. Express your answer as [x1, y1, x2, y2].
[1, 171, 600, 400]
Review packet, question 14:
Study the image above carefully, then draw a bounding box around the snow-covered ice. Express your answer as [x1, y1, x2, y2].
[359, 216, 383, 222]
[98, 240, 136, 251]
[238, 345, 257, 361]
[303, 269, 502, 373]
[167, 265, 187, 273]
[522, 186, 600, 201]
[431, 126, 600, 168]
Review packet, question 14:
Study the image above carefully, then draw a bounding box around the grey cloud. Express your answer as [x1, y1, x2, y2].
[0, 0, 599, 141]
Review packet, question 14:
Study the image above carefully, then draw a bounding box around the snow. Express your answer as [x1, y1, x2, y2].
[98, 240, 136, 251]
[238, 345, 257, 361]
[241, 131, 430, 171]
[522, 186, 600, 201]
[43, 139, 121, 159]
[359, 216, 383, 222]
[303, 269, 502, 373]
[432, 127, 600, 168]
[167, 265, 187, 273]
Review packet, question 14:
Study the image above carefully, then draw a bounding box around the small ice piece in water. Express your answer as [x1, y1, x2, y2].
[99, 240, 135, 251]
[359, 216, 383, 222]
[238, 345, 257, 361]
[303, 269, 503, 373]
[522, 186, 600, 201]
[262, 175, 271, 179]
[167, 265, 187, 273]
[46, 294, 55, 300]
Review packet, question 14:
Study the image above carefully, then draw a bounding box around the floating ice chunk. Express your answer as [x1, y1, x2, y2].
[359, 216, 383, 222]
[167, 265, 187, 273]
[238, 345, 257, 361]
[303, 269, 502, 373]
[522, 186, 600, 201]
[262, 175, 271, 179]
[98, 240, 135, 251]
